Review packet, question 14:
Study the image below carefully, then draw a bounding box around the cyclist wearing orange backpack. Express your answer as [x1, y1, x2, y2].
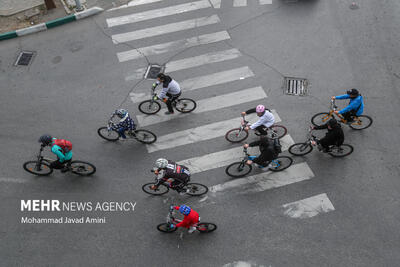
[38, 135, 73, 172]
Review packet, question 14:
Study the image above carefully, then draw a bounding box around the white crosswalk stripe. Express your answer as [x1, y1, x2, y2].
[145, 111, 281, 153]
[209, 0, 221, 8]
[125, 48, 242, 81]
[117, 31, 230, 62]
[233, 0, 247, 7]
[108, 0, 163, 12]
[282, 193, 335, 218]
[112, 15, 221, 44]
[106, 0, 211, 27]
[130, 66, 254, 103]
[259, 0, 273, 4]
[178, 134, 294, 174]
[210, 0, 272, 8]
[209, 162, 314, 193]
[136, 86, 267, 127]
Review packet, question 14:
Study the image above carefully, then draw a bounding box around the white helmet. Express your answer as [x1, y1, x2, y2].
[155, 158, 168, 169]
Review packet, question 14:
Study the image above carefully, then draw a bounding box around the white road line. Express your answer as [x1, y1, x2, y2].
[282, 193, 335, 219]
[259, 0, 273, 4]
[0, 177, 28, 183]
[233, 0, 247, 7]
[108, 0, 163, 12]
[117, 31, 230, 62]
[106, 0, 211, 27]
[125, 48, 242, 81]
[209, 0, 221, 8]
[145, 110, 281, 153]
[210, 162, 314, 193]
[136, 86, 267, 126]
[112, 15, 220, 44]
[130, 66, 254, 103]
[178, 134, 294, 174]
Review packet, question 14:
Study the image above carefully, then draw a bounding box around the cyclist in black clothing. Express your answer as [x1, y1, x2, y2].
[151, 158, 190, 192]
[312, 118, 344, 152]
[243, 136, 279, 168]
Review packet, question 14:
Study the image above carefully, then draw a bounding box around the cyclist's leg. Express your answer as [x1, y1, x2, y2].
[317, 138, 331, 152]
[165, 93, 175, 113]
[50, 159, 64, 169]
[342, 111, 356, 122]
[255, 125, 269, 135]
[117, 127, 127, 138]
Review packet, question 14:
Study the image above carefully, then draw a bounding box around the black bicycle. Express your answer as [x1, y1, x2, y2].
[23, 146, 96, 176]
[288, 127, 353, 157]
[225, 147, 293, 178]
[97, 118, 157, 144]
[225, 114, 287, 143]
[142, 171, 208, 196]
[138, 86, 196, 115]
[157, 206, 217, 233]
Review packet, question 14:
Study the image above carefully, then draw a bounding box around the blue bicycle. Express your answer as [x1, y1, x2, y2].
[225, 148, 293, 178]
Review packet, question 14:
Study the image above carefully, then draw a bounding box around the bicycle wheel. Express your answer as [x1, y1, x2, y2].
[225, 162, 252, 178]
[225, 128, 249, 143]
[70, 161, 96, 176]
[311, 112, 332, 127]
[174, 98, 196, 113]
[185, 183, 208, 196]
[138, 100, 161, 115]
[97, 127, 119, 141]
[157, 223, 178, 233]
[133, 129, 157, 144]
[268, 156, 293, 172]
[267, 125, 287, 139]
[289, 143, 313, 156]
[142, 183, 169, 195]
[328, 144, 353, 157]
[197, 223, 217, 233]
[349, 115, 373, 130]
[23, 161, 53, 176]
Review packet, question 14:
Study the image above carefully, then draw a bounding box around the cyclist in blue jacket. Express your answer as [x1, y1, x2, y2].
[332, 88, 364, 122]
[111, 109, 136, 139]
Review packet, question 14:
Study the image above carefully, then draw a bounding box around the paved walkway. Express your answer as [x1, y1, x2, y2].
[0, 0, 43, 16]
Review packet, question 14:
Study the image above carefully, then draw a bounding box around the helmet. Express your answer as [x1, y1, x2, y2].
[115, 109, 128, 118]
[38, 135, 52, 146]
[155, 158, 168, 169]
[157, 73, 166, 81]
[179, 205, 191, 215]
[256, 105, 265, 113]
[346, 88, 359, 97]
[327, 118, 338, 127]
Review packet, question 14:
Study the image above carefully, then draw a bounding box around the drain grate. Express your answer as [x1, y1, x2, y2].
[15, 51, 35, 66]
[144, 64, 164, 79]
[284, 77, 308, 96]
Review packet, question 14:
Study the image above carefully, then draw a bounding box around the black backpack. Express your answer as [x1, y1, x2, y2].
[273, 138, 282, 153]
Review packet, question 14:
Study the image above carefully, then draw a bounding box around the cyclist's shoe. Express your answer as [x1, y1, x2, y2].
[164, 111, 174, 115]
[188, 226, 196, 234]
[61, 166, 69, 173]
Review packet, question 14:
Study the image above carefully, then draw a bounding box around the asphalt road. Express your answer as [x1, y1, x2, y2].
[0, 0, 399, 266]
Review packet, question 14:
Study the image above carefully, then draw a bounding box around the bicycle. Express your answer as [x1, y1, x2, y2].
[138, 86, 196, 115]
[23, 146, 96, 176]
[225, 114, 287, 143]
[288, 127, 353, 157]
[157, 206, 217, 233]
[225, 147, 293, 178]
[311, 99, 372, 130]
[142, 171, 208, 196]
[97, 118, 157, 144]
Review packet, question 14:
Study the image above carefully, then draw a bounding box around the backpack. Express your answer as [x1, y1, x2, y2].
[273, 138, 282, 154]
[53, 139, 72, 153]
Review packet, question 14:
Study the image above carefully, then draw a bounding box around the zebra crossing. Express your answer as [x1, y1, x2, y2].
[105, 0, 334, 218]
[209, 0, 272, 8]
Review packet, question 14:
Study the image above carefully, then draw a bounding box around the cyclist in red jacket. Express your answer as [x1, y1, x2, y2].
[170, 205, 199, 233]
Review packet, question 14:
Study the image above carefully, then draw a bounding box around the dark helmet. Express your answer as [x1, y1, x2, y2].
[156, 73, 166, 81]
[38, 135, 52, 146]
[346, 88, 359, 97]
[327, 118, 338, 128]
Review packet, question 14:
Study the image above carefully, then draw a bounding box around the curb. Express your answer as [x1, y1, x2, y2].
[0, 7, 103, 41]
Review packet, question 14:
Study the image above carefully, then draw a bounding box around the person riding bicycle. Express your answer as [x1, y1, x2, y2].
[38, 135, 73, 172]
[243, 136, 280, 168]
[241, 105, 275, 135]
[154, 73, 182, 115]
[111, 109, 136, 139]
[311, 118, 344, 152]
[170, 205, 199, 233]
[332, 88, 364, 122]
[151, 158, 190, 193]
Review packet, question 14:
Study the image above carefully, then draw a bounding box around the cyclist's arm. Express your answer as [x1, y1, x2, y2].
[250, 112, 274, 129]
[157, 86, 168, 99]
[335, 94, 350, 100]
[248, 140, 261, 147]
[245, 108, 256, 115]
[51, 145, 67, 163]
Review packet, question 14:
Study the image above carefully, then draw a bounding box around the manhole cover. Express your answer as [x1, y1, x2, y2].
[144, 64, 164, 79]
[15, 51, 35, 66]
[283, 77, 308, 96]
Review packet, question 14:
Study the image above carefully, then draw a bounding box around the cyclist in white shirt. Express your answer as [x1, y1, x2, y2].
[241, 105, 275, 135]
[154, 73, 182, 115]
